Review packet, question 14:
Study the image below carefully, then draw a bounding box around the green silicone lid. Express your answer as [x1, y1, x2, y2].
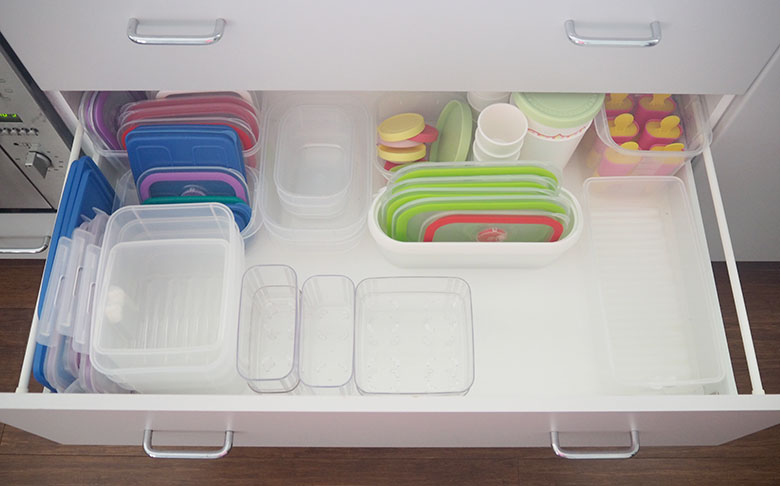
[511, 92, 605, 129]
[429, 100, 472, 162]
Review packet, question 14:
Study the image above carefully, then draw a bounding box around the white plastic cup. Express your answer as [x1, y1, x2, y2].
[475, 103, 528, 156]
[467, 91, 511, 118]
[472, 139, 522, 161]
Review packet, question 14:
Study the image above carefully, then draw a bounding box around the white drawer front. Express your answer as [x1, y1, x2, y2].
[1, 394, 779, 449]
[1, 0, 779, 93]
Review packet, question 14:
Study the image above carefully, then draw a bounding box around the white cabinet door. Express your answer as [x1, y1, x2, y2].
[1, 0, 779, 93]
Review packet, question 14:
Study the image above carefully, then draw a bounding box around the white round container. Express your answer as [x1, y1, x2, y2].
[475, 103, 527, 156]
[511, 92, 604, 169]
[519, 119, 593, 171]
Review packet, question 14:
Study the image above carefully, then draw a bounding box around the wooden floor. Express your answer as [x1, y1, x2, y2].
[0, 260, 778, 485]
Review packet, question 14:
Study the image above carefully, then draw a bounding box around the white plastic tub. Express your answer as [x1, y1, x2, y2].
[367, 186, 583, 268]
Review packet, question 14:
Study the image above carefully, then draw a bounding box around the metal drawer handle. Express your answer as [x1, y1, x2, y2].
[127, 18, 226, 46]
[143, 430, 233, 459]
[0, 235, 51, 255]
[565, 20, 661, 47]
[551, 430, 640, 459]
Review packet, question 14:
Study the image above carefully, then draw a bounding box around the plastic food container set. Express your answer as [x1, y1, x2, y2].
[238, 266, 474, 395]
[32, 90, 720, 396]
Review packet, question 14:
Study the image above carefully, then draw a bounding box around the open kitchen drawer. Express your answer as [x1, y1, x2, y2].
[0, 90, 777, 459]
[1, 1, 780, 459]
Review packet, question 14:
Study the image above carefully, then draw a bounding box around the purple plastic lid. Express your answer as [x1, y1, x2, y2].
[91, 91, 145, 150]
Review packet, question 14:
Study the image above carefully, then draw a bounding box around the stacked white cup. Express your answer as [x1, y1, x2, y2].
[472, 103, 528, 161]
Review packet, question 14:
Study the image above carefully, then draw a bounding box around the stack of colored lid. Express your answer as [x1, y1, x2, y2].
[377, 113, 439, 171]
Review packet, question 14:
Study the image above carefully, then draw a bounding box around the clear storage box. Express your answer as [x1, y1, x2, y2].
[90, 203, 245, 394]
[585, 95, 712, 177]
[584, 177, 728, 392]
[237, 265, 300, 393]
[354, 277, 475, 395]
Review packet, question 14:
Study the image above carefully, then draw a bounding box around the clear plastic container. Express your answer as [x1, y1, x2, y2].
[583, 177, 727, 391]
[237, 265, 300, 393]
[354, 277, 474, 395]
[586, 95, 712, 177]
[261, 93, 372, 250]
[298, 275, 355, 394]
[274, 105, 355, 217]
[90, 203, 245, 394]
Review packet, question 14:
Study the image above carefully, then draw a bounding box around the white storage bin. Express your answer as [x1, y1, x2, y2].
[298, 275, 355, 394]
[584, 177, 728, 391]
[354, 277, 474, 395]
[367, 186, 583, 268]
[237, 265, 300, 393]
[90, 203, 245, 394]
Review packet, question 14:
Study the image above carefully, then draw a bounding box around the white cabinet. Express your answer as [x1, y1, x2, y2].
[2, 0, 780, 93]
[0, 0, 779, 457]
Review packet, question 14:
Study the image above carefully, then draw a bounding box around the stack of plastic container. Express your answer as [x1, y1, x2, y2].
[260, 93, 372, 250]
[34, 157, 129, 393]
[78, 91, 264, 240]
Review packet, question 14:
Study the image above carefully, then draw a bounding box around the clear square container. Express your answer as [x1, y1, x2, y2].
[584, 177, 727, 392]
[585, 95, 712, 177]
[90, 203, 245, 394]
[237, 265, 300, 393]
[354, 277, 475, 395]
[274, 105, 355, 217]
[298, 275, 355, 394]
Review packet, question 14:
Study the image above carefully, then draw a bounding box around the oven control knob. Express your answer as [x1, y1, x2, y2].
[25, 150, 52, 178]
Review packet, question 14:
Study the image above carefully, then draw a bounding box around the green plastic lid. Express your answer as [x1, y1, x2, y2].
[429, 100, 472, 162]
[511, 92, 605, 129]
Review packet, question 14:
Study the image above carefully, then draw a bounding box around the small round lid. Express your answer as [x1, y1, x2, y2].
[511, 92, 604, 129]
[378, 113, 425, 142]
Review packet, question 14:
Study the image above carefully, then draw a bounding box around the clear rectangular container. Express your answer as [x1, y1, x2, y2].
[260, 93, 372, 251]
[237, 265, 300, 393]
[585, 95, 712, 177]
[274, 105, 355, 217]
[298, 275, 355, 395]
[90, 203, 245, 394]
[354, 277, 474, 395]
[583, 177, 728, 392]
